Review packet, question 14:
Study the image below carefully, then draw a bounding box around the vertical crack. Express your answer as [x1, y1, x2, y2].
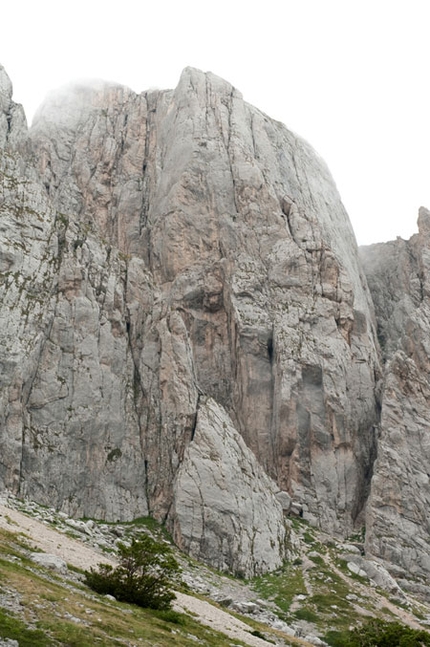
[139, 93, 158, 233]
[225, 89, 240, 217]
[190, 393, 201, 442]
[123, 259, 150, 513]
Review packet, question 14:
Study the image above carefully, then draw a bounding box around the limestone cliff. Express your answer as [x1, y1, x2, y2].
[0, 65, 382, 575]
[360, 209, 430, 578]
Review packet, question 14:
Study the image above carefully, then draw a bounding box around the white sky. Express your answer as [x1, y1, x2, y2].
[2, 0, 429, 245]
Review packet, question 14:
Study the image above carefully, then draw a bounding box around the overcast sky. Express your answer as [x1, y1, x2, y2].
[2, 0, 429, 245]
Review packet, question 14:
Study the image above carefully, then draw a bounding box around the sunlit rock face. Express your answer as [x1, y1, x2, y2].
[361, 208, 430, 578]
[0, 65, 381, 574]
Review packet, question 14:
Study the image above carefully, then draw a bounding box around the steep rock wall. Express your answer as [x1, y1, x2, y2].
[0, 65, 381, 573]
[360, 208, 430, 577]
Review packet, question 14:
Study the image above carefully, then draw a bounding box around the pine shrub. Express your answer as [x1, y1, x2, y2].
[84, 535, 181, 610]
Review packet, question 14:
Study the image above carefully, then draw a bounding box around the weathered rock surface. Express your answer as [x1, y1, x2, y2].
[360, 209, 430, 578]
[0, 639, 19, 647]
[0, 65, 383, 573]
[345, 554, 405, 596]
[30, 552, 68, 573]
[173, 397, 286, 577]
[0, 65, 27, 147]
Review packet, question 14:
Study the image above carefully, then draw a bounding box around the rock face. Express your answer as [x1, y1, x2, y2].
[173, 397, 286, 577]
[0, 65, 382, 574]
[360, 209, 430, 578]
[0, 65, 26, 146]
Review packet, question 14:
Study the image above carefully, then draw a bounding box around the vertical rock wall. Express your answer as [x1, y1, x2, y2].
[361, 208, 430, 577]
[0, 65, 382, 573]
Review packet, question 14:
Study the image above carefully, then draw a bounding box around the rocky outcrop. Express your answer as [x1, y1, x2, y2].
[30, 552, 68, 574]
[345, 554, 405, 597]
[0, 65, 26, 147]
[173, 397, 286, 577]
[0, 65, 382, 574]
[360, 208, 430, 578]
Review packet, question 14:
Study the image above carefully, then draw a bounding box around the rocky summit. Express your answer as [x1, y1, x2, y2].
[0, 64, 428, 583]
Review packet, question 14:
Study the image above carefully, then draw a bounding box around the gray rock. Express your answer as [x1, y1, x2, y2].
[231, 601, 260, 614]
[398, 579, 430, 601]
[290, 502, 304, 518]
[361, 210, 430, 579]
[336, 543, 362, 555]
[0, 64, 27, 147]
[275, 491, 292, 513]
[172, 398, 286, 577]
[0, 65, 383, 574]
[345, 555, 404, 596]
[272, 619, 296, 634]
[347, 562, 368, 578]
[30, 552, 68, 573]
[305, 637, 328, 646]
[216, 596, 233, 608]
[64, 518, 93, 536]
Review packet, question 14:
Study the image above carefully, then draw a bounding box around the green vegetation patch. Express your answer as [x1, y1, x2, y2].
[294, 608, 319, 623]
[0, 607, 52, 646]
[252, 562, 307, 616]
[325, 618, 430, 647]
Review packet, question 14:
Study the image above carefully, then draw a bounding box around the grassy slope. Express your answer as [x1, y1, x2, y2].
[0, 526, 313, 647]
[1, 507, 430, 647]
[252, 519, 430, 645]
[0, 528, 249, 646]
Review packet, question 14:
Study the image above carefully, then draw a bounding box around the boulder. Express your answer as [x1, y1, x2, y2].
[345, 555, 404, 596]
[30, 552, 68, 573]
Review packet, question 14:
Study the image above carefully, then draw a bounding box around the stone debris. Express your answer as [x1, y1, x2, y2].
[2, 492, 429, 646]
[336, 543, 362, 555]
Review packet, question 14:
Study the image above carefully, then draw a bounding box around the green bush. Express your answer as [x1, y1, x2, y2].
[326, 619, 430, 647]
[84, 535, 181, 610]
[294, 607, 319, 623]
[152, 609, 186, 625]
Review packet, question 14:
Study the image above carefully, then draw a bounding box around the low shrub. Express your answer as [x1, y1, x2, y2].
[84, 535, 181, 610]
[325, 619, 430, 646]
